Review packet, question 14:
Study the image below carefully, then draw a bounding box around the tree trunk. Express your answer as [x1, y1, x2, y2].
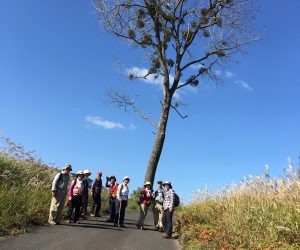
[144, 97, 172, 185]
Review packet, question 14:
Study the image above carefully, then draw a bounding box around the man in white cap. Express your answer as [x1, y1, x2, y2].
[48, 164, 72, 225]
[114, 176, 130, 227]
[162, 180, 175, 239]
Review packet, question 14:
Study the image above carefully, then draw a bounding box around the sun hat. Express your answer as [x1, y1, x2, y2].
[144, 181, 152, 187]
[123, 176, 130, 182]
[163, 180, 172, 188]
[83, 169, 91, 174]
[63, 164, 72, 171]
[110, 175, 116, 181]
[76, 170, 84, 176]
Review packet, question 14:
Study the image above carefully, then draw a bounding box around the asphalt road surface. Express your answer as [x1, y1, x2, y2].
[0, 211, 180, 250]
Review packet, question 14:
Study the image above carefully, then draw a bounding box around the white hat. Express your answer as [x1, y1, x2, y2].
[144, 181, 152, 187]
[123, 176, 130, 181]
[77, 170, 84, 175]
[83, 169, 91, 174]
[163, 180, 172, 187]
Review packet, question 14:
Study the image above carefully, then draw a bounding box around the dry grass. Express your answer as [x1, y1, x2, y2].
[175, 163, 300, 249]
[0, 135, 109, 235]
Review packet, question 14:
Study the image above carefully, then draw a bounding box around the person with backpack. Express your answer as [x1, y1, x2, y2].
[48, 164, 72, 225]
[136, 182, 153, 230]
[152, 180, 165, 232]
[90, 171, 103, 217]
[81, 169, 92, 219]
[114, 176, 130, 227]
[105, 175, 119, 223]
[162, 180, 175, 239]
[66, 170, 86, 224]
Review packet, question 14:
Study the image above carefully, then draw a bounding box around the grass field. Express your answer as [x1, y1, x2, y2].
[175, 164, 300, 249]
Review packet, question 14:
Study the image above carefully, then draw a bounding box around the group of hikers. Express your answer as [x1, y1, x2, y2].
[48, 164, 179, 239]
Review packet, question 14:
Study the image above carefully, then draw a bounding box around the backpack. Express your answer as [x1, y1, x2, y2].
[174, 192, 180, 208]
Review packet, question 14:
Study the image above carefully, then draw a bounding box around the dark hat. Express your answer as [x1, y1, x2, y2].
[64, 164, 72, 171]
[157, 180, 163, 184]
[110, 175, 116, 181]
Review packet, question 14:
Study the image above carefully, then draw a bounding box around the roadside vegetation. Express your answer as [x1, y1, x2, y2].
[175, 162, 300, 249]
[0, 136, 108, 236]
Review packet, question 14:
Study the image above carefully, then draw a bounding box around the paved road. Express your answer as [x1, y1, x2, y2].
[0, 211, 180, 250]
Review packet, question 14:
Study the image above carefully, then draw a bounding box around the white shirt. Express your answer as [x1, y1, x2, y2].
[117, 183, 129, 201]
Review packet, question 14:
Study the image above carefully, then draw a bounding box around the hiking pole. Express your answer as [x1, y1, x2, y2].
[118, 199, 122, 227]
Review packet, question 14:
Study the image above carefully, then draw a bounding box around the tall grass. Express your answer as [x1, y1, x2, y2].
[0, 136, 109, 235]
[175, 162, 300, 249]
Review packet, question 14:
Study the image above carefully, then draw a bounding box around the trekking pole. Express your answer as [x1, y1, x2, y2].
[118, 199, 122, 227]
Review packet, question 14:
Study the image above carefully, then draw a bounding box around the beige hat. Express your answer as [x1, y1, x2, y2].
[144, 181, 152, 187]
[76, 170, 84, 176]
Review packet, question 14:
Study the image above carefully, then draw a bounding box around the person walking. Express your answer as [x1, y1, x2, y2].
[66, 170, 86, 224]
[162, 181, 175, 239]
[114, 176, 130, 227]
[105, 175, 119, 223]
[90, 171, 103, 217]
[153, 180, 165, 232]
[48, 164, 72, 225]
[136, 182, 153, 230]
[81, 169, 92, 219]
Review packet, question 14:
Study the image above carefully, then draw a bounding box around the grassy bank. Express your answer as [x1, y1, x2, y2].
[175, 168, 300, 249]
[0, 137, 109, 236]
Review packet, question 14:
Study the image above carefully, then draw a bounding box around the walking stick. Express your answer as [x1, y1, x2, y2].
[118, 199, 122, 227]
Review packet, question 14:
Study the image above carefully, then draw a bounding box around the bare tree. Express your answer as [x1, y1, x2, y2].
[94, 0, 259, 185]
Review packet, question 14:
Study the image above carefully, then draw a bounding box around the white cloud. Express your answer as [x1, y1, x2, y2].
[85, 116, 128, 129]
[234, 80, 253, 92]
[225, 71, 235, 78]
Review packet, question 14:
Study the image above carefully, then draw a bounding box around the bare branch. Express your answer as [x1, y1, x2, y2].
[107, 90, 158, 128]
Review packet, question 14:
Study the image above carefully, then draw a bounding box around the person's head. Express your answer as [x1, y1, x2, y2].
[110, 176, 116, 184]
[144, 182, 151, 190]
[76, 171, 84, 181]
[97, 172, 102, 179]
[163, 181, 172, 190]
[63, 164, 72, 174]
[83, 169, 91, 178]
[157, 180, 163, 189]
[123, 176, 130, 185]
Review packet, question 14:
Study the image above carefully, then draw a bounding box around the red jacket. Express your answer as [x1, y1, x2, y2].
[139, 188, 153, 205]
[106, 182, 119, 198]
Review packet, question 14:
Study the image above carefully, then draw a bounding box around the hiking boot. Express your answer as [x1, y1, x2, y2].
[48, 220, 56, 225]
[90, 213, 95, 217]
[75, 221, 80, 224]
[66, 220, 72, 223]
[162, 234, 172, 239]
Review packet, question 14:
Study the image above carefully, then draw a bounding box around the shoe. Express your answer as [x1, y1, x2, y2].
[159, 227, 164, 232]
[95, 214, 101, 218]
[113, 223, 118, 227]
[140, 226, 145, 230]
[106, 218, 113, 223]
[75, 221, 80, 224]
[153, 227, 159, 231]
[119, 224, 126, 228]
[162, 234, 172, 239]
[48, 220, 56, 225]
[66, 220, 72, 223]
[90, 213, 95, 217]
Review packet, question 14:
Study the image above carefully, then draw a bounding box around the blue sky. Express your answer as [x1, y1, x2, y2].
[1, 0, 299, 202]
